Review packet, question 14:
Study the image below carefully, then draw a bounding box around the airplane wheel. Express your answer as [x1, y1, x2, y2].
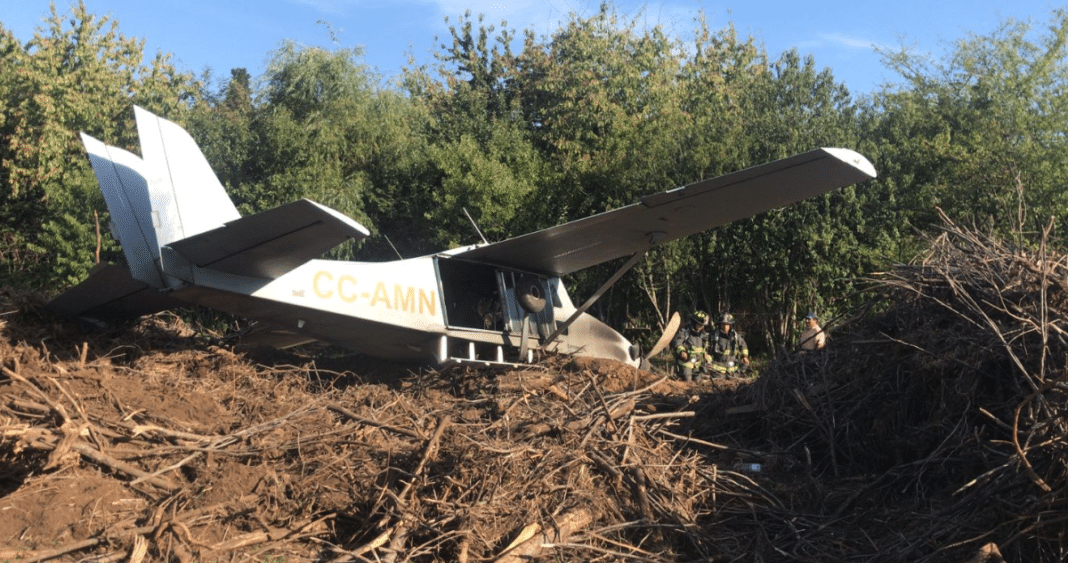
[517, 277, 547, 314]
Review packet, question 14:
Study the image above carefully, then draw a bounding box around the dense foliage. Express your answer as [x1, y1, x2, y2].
[0, 2, 194, 286]
[4, 2, 1068, 355]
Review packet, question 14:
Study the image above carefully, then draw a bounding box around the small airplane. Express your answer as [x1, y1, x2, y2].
[48, 107, 876, 368]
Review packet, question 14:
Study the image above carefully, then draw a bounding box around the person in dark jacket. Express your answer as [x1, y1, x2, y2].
[708, 313, 749, 377]
[672, 311, 710, 382]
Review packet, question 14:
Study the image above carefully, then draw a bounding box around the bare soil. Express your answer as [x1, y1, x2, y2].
[0, 290, 758, 562]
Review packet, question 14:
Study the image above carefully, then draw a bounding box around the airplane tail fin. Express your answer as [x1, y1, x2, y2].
[79, 107, 368, 290]
[53, 106, 368, 323]
[79, 107, 241, 289]
[80, 132, 168, 289]
[133, 106, 242, 247]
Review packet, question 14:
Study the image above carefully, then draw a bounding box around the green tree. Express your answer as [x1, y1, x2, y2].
[706, 50, 879, 350]
[517, 4, 690, 224]
[186, 68, 256, 194]
[403, 12, 549, 248]
[0, 23, 26, 273]
[0, 1, 196, 287]
[636, 15, 766, 330]
[866, 9, 1068, 239]
[507, 4, 699, 334]
[243, 41, 379, 219]
[190, 41, 434, 261]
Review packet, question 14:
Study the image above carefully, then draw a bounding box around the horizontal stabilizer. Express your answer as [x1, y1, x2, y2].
[166, 199, 371, 279]
[46, 264, 180, 323]
[455, 148, 876, 276]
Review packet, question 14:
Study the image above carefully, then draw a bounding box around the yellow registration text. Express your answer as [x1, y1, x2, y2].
[312, 271, 436, 315]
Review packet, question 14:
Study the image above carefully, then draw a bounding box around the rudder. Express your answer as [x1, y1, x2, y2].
[134, 106, 241, 246]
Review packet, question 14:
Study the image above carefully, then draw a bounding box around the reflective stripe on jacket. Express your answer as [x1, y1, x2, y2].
[671, 326, 709, 368]
[709, 330, 747, 368]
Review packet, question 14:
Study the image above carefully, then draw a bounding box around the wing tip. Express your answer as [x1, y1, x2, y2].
[304, 199, 372, 238]
[821, 147, 877, 179]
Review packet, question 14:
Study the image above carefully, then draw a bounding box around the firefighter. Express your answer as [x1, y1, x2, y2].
[708, 313, 749, 377]
[672, 310, 711, 382]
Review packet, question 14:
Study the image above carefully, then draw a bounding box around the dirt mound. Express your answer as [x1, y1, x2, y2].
[0, 291, 752, 562]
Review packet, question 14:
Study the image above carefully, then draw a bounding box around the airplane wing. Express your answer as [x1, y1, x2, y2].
[166, 198, 370, 279]
[454, 148, 876, 277]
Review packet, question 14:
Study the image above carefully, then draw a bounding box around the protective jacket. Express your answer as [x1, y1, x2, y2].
[672, 325, 710, 370]
[708, 329, 748, 374]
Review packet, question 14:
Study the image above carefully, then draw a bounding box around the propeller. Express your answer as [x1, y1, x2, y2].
[643, 312, 681, 362]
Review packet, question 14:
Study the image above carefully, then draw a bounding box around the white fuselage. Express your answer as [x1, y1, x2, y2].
[170, 250, 638, 367]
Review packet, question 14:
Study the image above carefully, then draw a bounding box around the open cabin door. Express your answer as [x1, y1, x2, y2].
[435, 257, 563, 362]
[436, 258, 503, 331]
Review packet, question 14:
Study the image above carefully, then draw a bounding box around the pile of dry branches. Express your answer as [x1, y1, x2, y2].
[0, 292, 778, 562]
[745, 214, 1068, 562]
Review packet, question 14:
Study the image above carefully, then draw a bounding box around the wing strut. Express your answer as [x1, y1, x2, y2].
[541, 251, 646, 350]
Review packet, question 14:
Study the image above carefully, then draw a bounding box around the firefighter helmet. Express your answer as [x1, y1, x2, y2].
[718, 313, 735, 325]
[689, 311, 709, 325]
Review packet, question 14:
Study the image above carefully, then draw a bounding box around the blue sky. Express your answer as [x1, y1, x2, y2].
[3, 0, 1061, 96]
